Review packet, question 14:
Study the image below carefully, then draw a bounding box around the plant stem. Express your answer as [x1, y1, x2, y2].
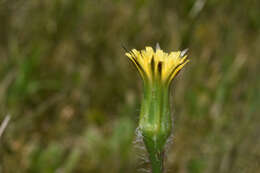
[149, 151, 164, 173]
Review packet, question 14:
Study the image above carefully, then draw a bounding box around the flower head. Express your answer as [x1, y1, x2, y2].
[125, 44, 189, 86]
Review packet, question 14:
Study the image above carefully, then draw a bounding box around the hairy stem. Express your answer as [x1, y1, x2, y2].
[149, 150, 164, 173]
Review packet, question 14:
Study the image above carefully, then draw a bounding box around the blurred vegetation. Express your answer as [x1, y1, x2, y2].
[0, 0, 259, 173]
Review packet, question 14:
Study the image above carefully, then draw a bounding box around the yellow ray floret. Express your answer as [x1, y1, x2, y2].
[125, 46, 189, 85]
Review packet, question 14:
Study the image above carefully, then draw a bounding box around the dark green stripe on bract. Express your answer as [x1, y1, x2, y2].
[165, 61, 187, 85]
[122, 46, 143, 73]
[165, 63, 182, 83]
[128, 50, 148, 80]
[151, 56, 155, 76]
[158, 61, 162, 78]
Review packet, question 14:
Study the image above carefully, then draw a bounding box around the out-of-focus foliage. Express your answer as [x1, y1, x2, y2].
[0, 0, 259, 172]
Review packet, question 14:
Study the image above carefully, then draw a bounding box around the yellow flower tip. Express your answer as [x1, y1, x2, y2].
[125, 45, 189, 85]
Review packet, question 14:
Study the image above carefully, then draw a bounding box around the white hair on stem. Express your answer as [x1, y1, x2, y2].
[0, 115, 11, 140]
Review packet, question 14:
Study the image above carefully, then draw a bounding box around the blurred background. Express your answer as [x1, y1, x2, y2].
[0, 0, 259, 173]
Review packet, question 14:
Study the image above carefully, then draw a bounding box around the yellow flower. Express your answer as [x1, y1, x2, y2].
[125, 44, 189, 86]
[124, 44, 190, 172]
